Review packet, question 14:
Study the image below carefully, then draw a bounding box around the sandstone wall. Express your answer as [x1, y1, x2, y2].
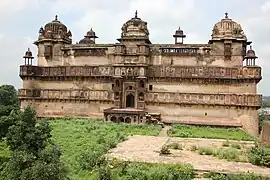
[20, 100, 112, 119]
[147, 104, 258, 136]
[148, 81, 257, 94]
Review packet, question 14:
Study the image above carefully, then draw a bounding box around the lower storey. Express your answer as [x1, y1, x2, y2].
[20, 100, 259, 136]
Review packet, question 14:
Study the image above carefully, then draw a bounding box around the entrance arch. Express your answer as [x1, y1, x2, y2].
[126, 93, 135, 108]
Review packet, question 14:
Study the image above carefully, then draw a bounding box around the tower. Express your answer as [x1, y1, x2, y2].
[79, 28, 98, 44]
[23, 48, 34, 66]
[173, 27, 186, 44]
[34, 15, 72, 66]
[209, 12, 248, 63]
[244, 46, 258, 66]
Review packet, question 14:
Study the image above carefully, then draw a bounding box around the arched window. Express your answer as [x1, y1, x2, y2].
[139, 80, 145, 88]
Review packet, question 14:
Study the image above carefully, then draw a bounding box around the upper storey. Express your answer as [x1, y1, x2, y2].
[35, 15, 72, 45]
[118, 10, 150, 44]
[210, 12, 247, 43]
[28, 12, 259, 69]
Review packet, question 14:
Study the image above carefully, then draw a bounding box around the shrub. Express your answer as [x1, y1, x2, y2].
[167, 142, 183, 150]
[198, 147, 214, 155]
[204, 171, 269, 180]
[198, 147, 242, 162]
[248, 147, 270, 167]
[77, 150, 106, 171]
[231, 143, 241, 149]
[160, 145, 170, 155]
[222, 140, 230, 147]
[190, 145, 198, 151]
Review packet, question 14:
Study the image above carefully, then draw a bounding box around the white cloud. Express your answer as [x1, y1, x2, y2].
[0, 0, 39, 17]
[0, 0, 269, 95]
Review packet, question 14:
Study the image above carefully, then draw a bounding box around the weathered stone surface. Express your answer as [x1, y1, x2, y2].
[260, 121, 270, 146]
[19, 13, 262, 136]
[107, 135, 270, 177]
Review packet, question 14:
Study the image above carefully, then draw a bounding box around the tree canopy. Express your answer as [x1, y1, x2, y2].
[0, 85, 19, 138]
[0, 85, 19, 117]
[1, 107, 68, 180]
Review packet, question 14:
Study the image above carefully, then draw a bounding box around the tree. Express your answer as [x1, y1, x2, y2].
[1, 107, 68, 180]
[0, 110, 20, 138]
[0, 85, 19, 138]
[0, 85, 19, 117]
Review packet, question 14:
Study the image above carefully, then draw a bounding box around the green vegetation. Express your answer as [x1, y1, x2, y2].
[197, 147, 248, 162]
[50, 118, 162, 179]
[222, 140, 242, 149]
[1, 107, 68, 180]
[166, 142, 183, 150]
[204, 171, 270, 180]
[96, 160, 195, 180]
[168, 124, 255, 141]
[0, 85, 19, 138]
[248, 146, 270, 168]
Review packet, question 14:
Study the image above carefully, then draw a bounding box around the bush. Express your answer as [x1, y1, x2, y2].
[190, 145, 198, 151]
[107, 161, 195, 180]
[77, 150, 106, 171]
[205, 171, 269, 180]
[248, 147, 270, 167]
[198, 147, 242, 162]
[222, 140, 230, 147]
[160, 145, 170, 155]
[167, 142, 183, 150]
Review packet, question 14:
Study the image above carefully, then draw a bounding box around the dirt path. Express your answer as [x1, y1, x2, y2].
[107, 135, 270, 177]
[158, 126, 171, 137]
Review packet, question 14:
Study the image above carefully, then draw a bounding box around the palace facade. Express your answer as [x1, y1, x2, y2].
[19, 12, 262, 135]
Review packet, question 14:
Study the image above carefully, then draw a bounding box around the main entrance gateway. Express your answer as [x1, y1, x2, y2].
[126, 93, 135, 108]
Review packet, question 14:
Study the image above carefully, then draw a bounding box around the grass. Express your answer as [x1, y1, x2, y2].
[222, 140, 242, 149]
[168, 124, 255, 141]
[197, 147, 248, 162]
[100, 160, 195, 180]
[166, 142, 183, 150]
[204, 171, 270, 180]
[49, 118, 162, 179]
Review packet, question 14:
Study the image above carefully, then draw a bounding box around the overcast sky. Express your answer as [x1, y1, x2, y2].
[0, 0, 269, 95]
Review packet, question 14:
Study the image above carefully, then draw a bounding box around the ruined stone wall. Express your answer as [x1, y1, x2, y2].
[146, 104, 258, 136]
[20, 100, 112, 119]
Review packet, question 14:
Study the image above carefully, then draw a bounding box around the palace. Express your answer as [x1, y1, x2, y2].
[19, 12, 262, 136]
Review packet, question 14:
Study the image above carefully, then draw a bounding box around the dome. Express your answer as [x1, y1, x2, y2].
[44, 15, 68, 33]
[246, 46, 257, 58]
[79, 28, 98, 44]
[173, 27, 186, 38]
[23, 48, 34, 59]
[211, 13, 247, 41]
[121, 10, 149, 39]
[37, 15, 72, 43]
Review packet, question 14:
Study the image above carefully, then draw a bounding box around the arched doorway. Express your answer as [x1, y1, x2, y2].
[110, 116, 117, 123]
[125, 117, 131, 123]
[126, 93, 135, 108]
[118, 117, 124, 123]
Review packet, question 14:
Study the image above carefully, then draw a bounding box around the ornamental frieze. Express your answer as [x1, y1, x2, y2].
[146, 92, 262, 107]
[19, 65, 261, 80]
[18, 89, 113, 101]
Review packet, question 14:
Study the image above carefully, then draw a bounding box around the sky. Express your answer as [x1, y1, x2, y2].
[0, 0, 269, 95]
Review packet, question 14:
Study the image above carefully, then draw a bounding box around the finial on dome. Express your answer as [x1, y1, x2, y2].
[135, 10, 138, 18]
[250, 45, 253, 50]
[55, 15, 58, 21]
[225, 12, 228, 19]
